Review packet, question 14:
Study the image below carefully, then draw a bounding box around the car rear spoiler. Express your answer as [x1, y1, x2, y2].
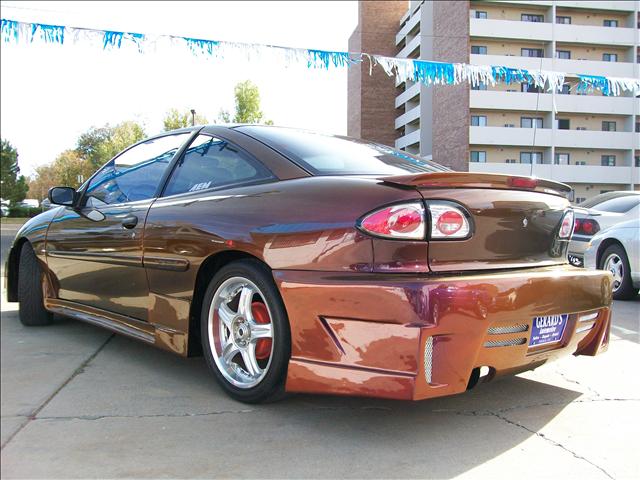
[380, 172, 573, 198]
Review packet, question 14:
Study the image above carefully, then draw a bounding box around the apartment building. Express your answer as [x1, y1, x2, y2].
[349, 1, 640, 202]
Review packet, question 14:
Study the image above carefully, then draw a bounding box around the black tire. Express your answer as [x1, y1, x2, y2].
[17, 243, 53, 326]
[599, 244, 638, 301]
[200, 259, 290, 403]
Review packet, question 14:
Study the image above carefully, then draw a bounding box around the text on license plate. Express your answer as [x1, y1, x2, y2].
[529, 314, 568, 347]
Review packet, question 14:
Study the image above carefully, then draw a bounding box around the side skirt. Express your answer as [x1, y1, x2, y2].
[44, 299, 189, 355]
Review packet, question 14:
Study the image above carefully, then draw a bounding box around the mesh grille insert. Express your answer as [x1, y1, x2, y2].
[483, 338, 527, 348]
[424, 336, 434, 384]
[487, 324, 529, 335]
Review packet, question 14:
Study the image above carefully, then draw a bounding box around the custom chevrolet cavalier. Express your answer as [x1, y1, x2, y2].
[5, 126, 613, 403]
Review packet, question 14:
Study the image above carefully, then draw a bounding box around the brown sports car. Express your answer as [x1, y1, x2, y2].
[5, 126, 612, 403]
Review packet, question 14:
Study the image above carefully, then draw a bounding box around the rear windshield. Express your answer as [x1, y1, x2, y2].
[236, 126, 449, 175]
[579, 192, 634, 209]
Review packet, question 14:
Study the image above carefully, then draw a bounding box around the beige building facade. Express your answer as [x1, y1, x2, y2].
[348, 0, 640, 202]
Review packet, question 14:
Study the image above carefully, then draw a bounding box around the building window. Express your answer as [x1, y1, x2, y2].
[556, 50, 571, 60]
[603, 19, 618, 27]
[635, 122, 639, 133]
[471, 115, 487, 126]
[521, 48, 544, 58]
[505, 159, 517, 163]
[554, 153, 570, 165]
[602, 121, 617, 132]
[557, 118, 570, 130]
[522, 13, 544, 22]
[474, 11, 487, 19]
[521, 117, 543, 128]
[471, 46, 487, 55]
[575, 197, 586, 204]
[521, 83, 543, 93]
[470, 151, 487, 163]
[601, 155, 616, 166]
[556, 16, 571, 24]
[603, 53, 618, 62]
[559, 84, 571, 95]
[575, 161, 586, 166]
[520, 152, 543, 164]
[471, 84, 487, 91]
[635, 156, 640, 167]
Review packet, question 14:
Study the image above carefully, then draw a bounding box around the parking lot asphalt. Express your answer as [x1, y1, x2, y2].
[1, 222, 639, 479]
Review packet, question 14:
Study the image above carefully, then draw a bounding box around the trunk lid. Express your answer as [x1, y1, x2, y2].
[381, 172, 573, 272]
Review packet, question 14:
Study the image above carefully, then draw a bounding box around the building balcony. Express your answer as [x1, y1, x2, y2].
[470, 126, 637, 150]
[395, 129, 421, 149]
[470, 54, 636, 78]
[470, 18, 552, 42]
[470, 18, 637, 46]
[397, 34, 421, 60]
[395, 105, 421, 129]
[470, 91, 638, 116]
[396, 10, 421, 46]
[554, 1, 637, 12]
[395, 82, 421, 108]
[468, 163, 640, 185]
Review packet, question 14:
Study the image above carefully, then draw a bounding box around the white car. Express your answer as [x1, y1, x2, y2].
[584, 218, 639, 300]
[569, 191, 640, 267]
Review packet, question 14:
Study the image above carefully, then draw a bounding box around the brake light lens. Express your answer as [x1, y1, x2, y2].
[559, 210, 574, 239]
[429, 202, 471, 239]
[359, 202, 425, 239]
[508, 177, 538, 189]
[574, 218, 600, 236]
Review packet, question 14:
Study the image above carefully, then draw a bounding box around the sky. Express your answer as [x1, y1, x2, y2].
[0, 1, 359, 176]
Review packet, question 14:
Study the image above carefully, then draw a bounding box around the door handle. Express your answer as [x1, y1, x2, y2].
[121, 214, 138, 229]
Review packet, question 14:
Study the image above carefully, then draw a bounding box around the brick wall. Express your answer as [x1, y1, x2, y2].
[347, 1, 407, 147]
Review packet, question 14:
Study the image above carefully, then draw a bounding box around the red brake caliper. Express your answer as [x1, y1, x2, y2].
[251, 302, 272, 360]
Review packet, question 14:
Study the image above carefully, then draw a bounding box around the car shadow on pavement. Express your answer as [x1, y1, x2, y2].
[2, 309, 590, 478]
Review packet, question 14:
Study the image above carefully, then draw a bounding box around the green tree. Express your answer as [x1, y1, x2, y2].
[235, 80, 270, 124]
[76, 121, 146, 169]
[0, 139, 28, 204]
[163, 108, 208, 131]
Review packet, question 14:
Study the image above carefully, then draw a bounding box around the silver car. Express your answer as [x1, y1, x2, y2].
[569, 191, 640, 267]
[584, 218, 639, 300]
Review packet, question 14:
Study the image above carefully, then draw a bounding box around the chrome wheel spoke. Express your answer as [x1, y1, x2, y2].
[238, 285, 255, 321]
[250, 322, 273, 340]
[218, 303, 235, 329]
[241, 344, 261, 377]
[222, 341, 239, 364]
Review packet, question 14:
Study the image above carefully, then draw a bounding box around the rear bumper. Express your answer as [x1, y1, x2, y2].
[275, 265, 613, 401]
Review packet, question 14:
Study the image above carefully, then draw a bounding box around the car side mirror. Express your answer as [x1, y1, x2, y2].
[48, 187, 76, 206]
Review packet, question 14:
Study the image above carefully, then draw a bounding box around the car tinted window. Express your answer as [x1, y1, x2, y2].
[85, 133, 190, 205]
[237, 126, 449, 175]
[578, 192, 630, 208]
[163, 134, 275, 197]
[591, 196, 640, 213]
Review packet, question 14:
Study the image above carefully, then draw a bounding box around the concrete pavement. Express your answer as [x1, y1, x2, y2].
[1, 222, 639, 479]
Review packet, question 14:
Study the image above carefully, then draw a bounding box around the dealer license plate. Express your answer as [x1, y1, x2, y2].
[529, 314, 568, 347]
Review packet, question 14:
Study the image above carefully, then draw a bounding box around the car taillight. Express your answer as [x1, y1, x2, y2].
[428, 202, 471, 239]
[508, 177, 538, 189]
[559, 210, 574, 239]
[574, 218, 600, 236]
[359, 202, 426, 239]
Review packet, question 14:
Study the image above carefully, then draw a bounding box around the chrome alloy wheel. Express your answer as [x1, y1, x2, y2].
[604, 253, 624, 293]
[208, 277, 274, 389]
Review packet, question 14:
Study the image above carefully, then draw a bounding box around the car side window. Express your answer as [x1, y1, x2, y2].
[163, 134, 275, 197]
[84, 133, 191, 206]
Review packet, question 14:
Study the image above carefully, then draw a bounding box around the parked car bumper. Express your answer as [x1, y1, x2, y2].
[276, 265, 613, 401]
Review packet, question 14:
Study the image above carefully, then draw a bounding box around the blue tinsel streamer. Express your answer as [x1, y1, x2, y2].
[103, 31, 124, 49]
[30, 22, 65, 44]
[412, 60, 455, 85]
[307, 49, 360, 69]
[184, 37, 219, 56]
[1, 19, 19, 43]
[577, 75, 612, 96]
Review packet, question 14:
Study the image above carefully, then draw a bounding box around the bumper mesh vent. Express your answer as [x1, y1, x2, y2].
[424, 336, 434, 384]
[483, 338, 527, 348]
[487, 324, 529, 335]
